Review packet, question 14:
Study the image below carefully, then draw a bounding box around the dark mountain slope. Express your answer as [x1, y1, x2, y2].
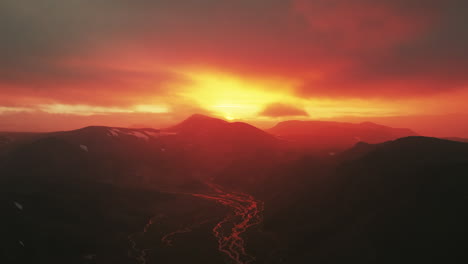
[268, 120, 418, 152]
[0, 126, 199, 192]
[265, 137, 468, 264]
[2, 117, 467, 264]
[0, 115, 282, 191]
[164, 114, 282, 180]
[166, 114, 278, 148]
[443, 137, 468, 143]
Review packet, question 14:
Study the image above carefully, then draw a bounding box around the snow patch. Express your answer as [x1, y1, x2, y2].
[108, 128, 120, 137]
[80, 145, 88, 152]
[144, 131, 160, 138]
[14, 201, 23, 210]
[128, 131, 150, 141]
[106, 128, 174, 140]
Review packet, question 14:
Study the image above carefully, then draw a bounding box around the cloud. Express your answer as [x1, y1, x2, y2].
[290, 0, 468, 98]
[0, 103, 209, 132]
[0, 0, 467, 109]
[0, 60, 184, 106]
[260, 103, 308, 117]
[292, 0, 430, 50]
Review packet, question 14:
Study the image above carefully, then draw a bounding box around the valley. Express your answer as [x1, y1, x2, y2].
[1, 115, 468, 264]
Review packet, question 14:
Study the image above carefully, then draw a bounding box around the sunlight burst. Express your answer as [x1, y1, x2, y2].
[178, 70, 298, 119]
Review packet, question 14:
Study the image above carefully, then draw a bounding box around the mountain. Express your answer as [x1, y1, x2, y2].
[442, 137, 468, 143]
[267, 120, 418, 152]
[166, 114, 278, 146]
[0, 115, 283, 264]
[0, 128, 223, 263]
[2, 116, 468, 264]
[163, 114, 282, 180]
[0, 132, 44, 156]
[264, 136, 468, 263]
[0, 126, 203, 192]
[0, 115, 281, 191]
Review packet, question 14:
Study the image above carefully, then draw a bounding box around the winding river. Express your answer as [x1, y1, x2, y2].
[191, 183, 264, 264]
[128, 182, 264, 264]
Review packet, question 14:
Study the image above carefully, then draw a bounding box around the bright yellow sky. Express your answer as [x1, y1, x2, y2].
[170, 69, 412, 121]
[177, 70, 300, 120]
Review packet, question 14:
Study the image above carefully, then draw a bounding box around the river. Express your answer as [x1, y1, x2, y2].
[128, 182, 264, 264]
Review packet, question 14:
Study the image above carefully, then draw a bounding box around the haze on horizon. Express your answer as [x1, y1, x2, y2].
[1, 0, 467, 137]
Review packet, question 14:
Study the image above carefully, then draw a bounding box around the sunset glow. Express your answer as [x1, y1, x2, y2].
[2, 2, 468, 263]
[0, 0, 467, 137]
[178, 71, 300, 120]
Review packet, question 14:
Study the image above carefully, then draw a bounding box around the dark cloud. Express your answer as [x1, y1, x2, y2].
[292, 0, 468, 98]
[260, 103, 308, 117]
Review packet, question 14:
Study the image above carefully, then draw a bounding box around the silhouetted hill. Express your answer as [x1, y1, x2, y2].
[0, 116, 280, 191]
[2, 117, 468, 264]
[268, 120, 418, 152]
[442, 137, 468, 143]
[167, 114, 277, 145]
[0, 132, 45, 157]
[167, 114, 228, 131]
[265, 136, 468, 264]
[339, 136, 468, 161]
[165, 114, 281, 178]
[0, 126, 203, 192]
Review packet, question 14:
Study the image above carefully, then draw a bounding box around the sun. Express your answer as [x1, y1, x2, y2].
[224, 115, 235, 121]
[177, 70, 299, 120]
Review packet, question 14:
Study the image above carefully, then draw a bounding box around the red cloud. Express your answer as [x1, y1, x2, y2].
[0, 0, 467, 109]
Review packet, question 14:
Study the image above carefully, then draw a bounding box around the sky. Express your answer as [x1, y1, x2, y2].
[1, 0, 468, 136]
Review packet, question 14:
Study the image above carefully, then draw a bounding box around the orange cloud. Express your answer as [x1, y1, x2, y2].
[1, 0, 468, 133]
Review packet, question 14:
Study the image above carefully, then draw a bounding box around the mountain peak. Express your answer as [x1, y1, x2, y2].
[359, 121, 380, 127]
[185, 113, 227, 123]
[165, 114, 278, 144]
[166, 114, 229, 132]
[267, 119, 419, 151]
